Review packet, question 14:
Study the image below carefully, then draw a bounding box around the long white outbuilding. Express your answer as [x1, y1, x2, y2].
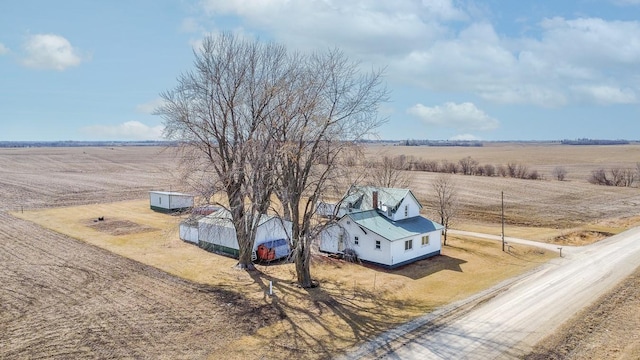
[149, 191, 194, 213]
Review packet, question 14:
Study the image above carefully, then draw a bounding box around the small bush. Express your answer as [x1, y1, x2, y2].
[589, 169, 611, 186]
[552, 166, 567, 181]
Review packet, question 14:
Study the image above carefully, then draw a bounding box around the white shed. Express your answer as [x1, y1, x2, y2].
[198, 209, 292, 260]
[149, 191, 194, 213]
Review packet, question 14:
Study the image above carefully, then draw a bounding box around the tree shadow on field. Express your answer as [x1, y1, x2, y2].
[389, 255, 466, 280]
[247, 269, 426, 359]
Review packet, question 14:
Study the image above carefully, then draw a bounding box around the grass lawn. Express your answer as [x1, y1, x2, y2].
[14, 200, 555, 359]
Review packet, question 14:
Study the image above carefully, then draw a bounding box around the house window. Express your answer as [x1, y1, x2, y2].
[375, 240, 381, 250]
[405, 239, 413, 251]
[159, 197, 162, 204]
[422, 235, 429, 246]
[354, 236, 359, 245]
[404, 205, 408, 217]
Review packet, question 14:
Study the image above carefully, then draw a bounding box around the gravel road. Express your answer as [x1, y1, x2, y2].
[347, 226, 640, 359]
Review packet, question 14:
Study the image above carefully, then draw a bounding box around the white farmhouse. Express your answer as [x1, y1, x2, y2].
[149, 191, 194, 213]
[197, 209, 292, 261]
[320, 186, 443, 269]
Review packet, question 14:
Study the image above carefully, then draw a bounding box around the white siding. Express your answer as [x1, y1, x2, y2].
[149, 192, 166, 209]
[339, 216, 392, 266]
[254, 218, 292, 249]
[389, 196, 421, 221]
[198, 222, 238, 249]
[388, 229, 441, 266]
[179, 223, 199, 244]
[320, 215, 442, 267]
[167, 194, 194, 209]
[149, 191, 194, 210]
[198, 215, 292, 252]
[319, 224, 343, 253]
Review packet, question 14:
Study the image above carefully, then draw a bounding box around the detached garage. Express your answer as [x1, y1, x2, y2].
[149, 191, 194, 213]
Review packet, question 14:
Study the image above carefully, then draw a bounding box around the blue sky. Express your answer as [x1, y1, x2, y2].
[1, 0, 639, 141]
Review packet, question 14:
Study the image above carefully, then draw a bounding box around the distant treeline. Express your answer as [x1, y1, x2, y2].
[402, 139, 483, 147]
[0, 141, 176, 148]
[374, 155, 543, 180]
[561, 139, 629, 145]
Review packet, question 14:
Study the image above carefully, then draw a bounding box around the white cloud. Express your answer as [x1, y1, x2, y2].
[21, 34, 86, 70]
[407, 102, 499, 131]
[0, 43, 9, 55]
[390, 17, 640, 106]
[196, 2, 640, 107]
[82, 121, 164, 140]
[199, 0, 458, 56]
[181, 17, 205, 33]
[571, 85, 637, 104]
[135, 98, 166, 114]
[449, 133, 481, 141]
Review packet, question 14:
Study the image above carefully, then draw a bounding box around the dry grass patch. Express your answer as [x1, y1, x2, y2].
[85, 217, 157, 236]
[550, 230, 613, 246]
[14, 200, 554, 359]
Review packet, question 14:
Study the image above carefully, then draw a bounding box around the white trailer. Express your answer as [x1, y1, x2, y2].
[149, 191, 194, 213]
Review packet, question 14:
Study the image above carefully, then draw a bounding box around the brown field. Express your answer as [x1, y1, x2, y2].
[1, 144, 639, 359]
[366, 143, 640, 236]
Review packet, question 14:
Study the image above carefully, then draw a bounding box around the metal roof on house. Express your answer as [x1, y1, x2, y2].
[341, 186, 423, 212]
[345, 210, 443, 241]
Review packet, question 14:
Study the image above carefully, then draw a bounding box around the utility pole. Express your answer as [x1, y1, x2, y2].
[501, 191, 505, 252]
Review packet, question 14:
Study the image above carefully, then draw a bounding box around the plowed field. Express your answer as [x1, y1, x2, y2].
[0, 147, 282, 359]
[0, 146, 178, 210]
[1, 144, 638, 359]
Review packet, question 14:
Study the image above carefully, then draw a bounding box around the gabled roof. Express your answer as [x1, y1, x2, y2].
[342, 186, 423, 213]
[345, 210, 443, 241]
[199, 208, 283, 228]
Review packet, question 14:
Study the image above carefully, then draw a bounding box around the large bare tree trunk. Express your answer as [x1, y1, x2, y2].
[295, 238, 313, 287]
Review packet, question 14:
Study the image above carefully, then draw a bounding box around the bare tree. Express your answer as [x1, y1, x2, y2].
[157, 33, 290, 270]
[497, 164, 508, 177]
[431, 174, 458, 246]
[483, 163, 496, 177]
[369, 156, 412, 188]
[589, 168, 611, 185]
[458, 156, 479, 175]
[272, 48, 387, 288]
[622, 168, 635, 187]
[611, 167, 625, 186]
[440, 160, 459, 174]
[552, 166, 568, 181]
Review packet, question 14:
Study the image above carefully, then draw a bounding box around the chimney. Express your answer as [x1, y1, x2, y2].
[372, 191, 378, 210]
